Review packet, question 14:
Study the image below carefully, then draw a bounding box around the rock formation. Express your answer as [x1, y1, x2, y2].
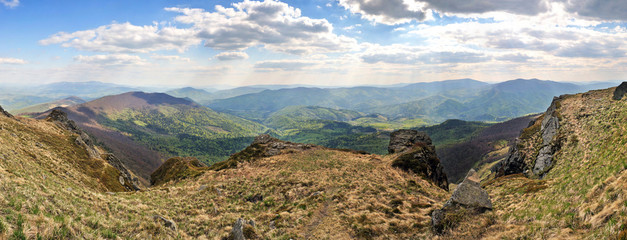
[0, 105, 13, 118]
[389, 130, 448, 190]
[496, 96, 564, 178]
[150, 157, 207, 186]
[209, 134, 315, 171]
[612, 81, 627, 100]
[388, 129, 432, 154]
[432, 169, 492, 233]
[230, 218, 257, 240]
[153, 215, 177, 231]
[46, 109, 140, 191]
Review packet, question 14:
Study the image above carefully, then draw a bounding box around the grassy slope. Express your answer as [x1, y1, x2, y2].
[0, 118, 450, 238]
[438, 87, 627, 239]
[0, 114, 134, 239]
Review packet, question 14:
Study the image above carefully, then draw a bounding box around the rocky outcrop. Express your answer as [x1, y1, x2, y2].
[210, 134, 315, 171]
[532, 97, 562, 177]
[46, 108, 80, 133]
[613, 82, 627, 100]
[390, 130, 448, 190]
[0, 105, 13, 118]
[153, 215, 177, 231]
[230, 218, 257, 240]
[47, 109, 140, 191]
[104, 154, 141, 191]
[150, 157, 207, 186]
[432, 169, 492, 233]
[496, 96, 564, 178]
[388, 129, 432, 154]
[251, 134, 315, 157]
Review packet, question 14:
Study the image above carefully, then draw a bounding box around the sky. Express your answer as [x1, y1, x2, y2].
[0, 0, 626, 87]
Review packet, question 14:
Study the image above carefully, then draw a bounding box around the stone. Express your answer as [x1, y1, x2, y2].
[153, 215, 177, 231]
[613, 82, 627, 100]
[198, 185, 208, 191]
[388, 129, 432, 154]
[432, 169, 492, 233]
[390, 131, 448, 190]
[445, 172, 492, 210]
[231, 218, 246, 240]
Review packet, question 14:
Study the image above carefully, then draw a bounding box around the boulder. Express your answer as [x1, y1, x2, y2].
[432, 169, 492, 233]
[444, 169, 492, 210]
[230, 218, 258, 240]
[153, 215, 177, 231]
[390, 130, 448, 190]
[104, 154, 141, 191]
[388, 129, 432, 154]
[613, 82, 627, 100]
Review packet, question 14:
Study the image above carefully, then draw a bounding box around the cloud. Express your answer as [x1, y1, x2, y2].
[0, 57, 26, 64]
[151, 55, 191, 62]
[0, 0, 18, 8]
[495, 53, 535, 62]
[254, 60, 316, 71]
[360, 44, 490, 64]
[166, 0, 358, 55]
[338, 0, 548, 25]
[556, 40, 627, 58]
[338, 0, 429, 25]
[215, 52, 249, 61]
[73, 54, 147, 65]
[423, 0, 547, 16]
[40, 22, 200, 53]
[561, 0, 627, 21]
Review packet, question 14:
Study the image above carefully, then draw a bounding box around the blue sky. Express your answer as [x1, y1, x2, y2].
[0, 0, 626, 87]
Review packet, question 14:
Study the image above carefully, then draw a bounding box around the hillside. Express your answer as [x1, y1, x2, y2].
[435, 85, 627, 238]
[263, 105, 364, 129]
[39, 92, 267, 184]
[0, 122, 451, 239]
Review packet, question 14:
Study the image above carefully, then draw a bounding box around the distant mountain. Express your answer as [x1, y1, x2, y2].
[12, 96, 85, 115]
[166, 86, 268, 105]
[372, 79, 588, 122]
[39, 92, 266, 183]
[33, 81, 139, 99]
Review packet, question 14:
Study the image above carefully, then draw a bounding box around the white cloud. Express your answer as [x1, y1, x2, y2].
[40, 22, 200, 53]
[166, 0, 359, 55]
[254, 60, 316, 71]
[0, 57, 26, 64]
[151, 55, 192, 62]
[360, 44, 490, 64]
[215, 52, 249, 61]
[0, 0, 18, 8]
[74, 54, 147, 65]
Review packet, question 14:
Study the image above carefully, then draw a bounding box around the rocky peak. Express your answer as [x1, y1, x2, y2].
[0, 105, 13, 118]
[389, 130, 448, 190]
[46, 108, 79, 133]
[150, 157, 207, 186]
[388, 129, 432, 154]
[613, 81, 627, 100]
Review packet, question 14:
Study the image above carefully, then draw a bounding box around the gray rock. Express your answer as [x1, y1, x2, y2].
[388, 129, 432, 154]
[613, 82, 627, 100]
[533, 145, 554, 176]
[0, 105, 13, 118]
[153, 215, 177, 231]
[198, 185, 208, 191]
[231, 218, 246, 240]
[445, 176, 492, 210]
[46, 109, 79, 133]
[431, 209, 444, 232]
